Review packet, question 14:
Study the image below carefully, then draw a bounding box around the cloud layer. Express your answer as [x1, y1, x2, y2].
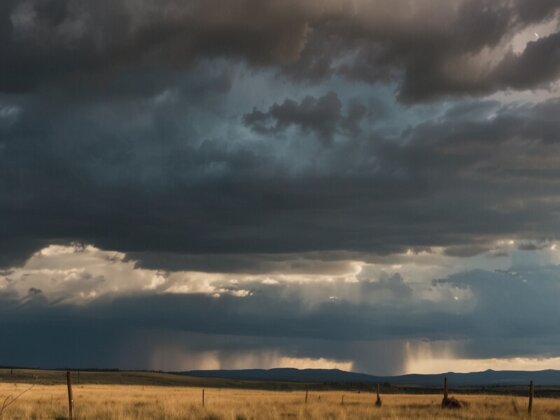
[2, 244, 560, 373]
[2, 0, 560, 373]
[2, 0, 559, 99]
[3, 92, 560, 269]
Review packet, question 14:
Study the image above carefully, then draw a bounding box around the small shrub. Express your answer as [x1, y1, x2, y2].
[442, 396, 462, 409]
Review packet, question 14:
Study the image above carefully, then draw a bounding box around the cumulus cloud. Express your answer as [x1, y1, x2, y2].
[0, 244, 274, 302]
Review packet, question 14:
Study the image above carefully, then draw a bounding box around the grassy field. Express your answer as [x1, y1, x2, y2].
[1, 369, 560, 419]
[1, 382, 560, 419]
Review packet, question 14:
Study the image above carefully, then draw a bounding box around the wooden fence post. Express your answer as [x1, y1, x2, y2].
[528, 380, 534, 415]
[341, 395, 344, 406]
[441, 377, 462, 409]
[305, 389, 308, 404]
[202, 389, 205, 407]
[66, 371, 74, 420]
[375, 384, 382, 407]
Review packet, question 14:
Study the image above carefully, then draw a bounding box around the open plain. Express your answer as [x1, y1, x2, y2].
[1, 370, 560, 420]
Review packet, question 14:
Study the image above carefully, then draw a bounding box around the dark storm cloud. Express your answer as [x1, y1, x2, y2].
[443, 245, 492, 258]
[517, 241, 551, 251]
[3, 92, 560, 269]
[1, 0, 313, 93]
[298, 1, 560, 102]
[396, 30, 560, 102]
[2, 264, 560, 372]
[243, 92, 366, 141]
[126, 251, 360, 275]
[1, 0, 559, 99]
[0, 238, 46, 268]
[443, 266, 560, 358]
[3, 0, 560, 375]
[394, 29, 560, 102]
[494, 32, 560, 90]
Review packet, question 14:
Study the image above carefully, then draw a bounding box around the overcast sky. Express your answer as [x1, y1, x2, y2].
[1, 0, 560, 375]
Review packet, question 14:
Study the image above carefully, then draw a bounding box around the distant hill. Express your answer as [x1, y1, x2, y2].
[3, 367, 560, 390]
[183, 368, 560, 386]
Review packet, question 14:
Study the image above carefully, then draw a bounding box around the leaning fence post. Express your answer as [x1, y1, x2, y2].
[375, 384, 382, 407]
[528, 380, 534, 415]
[66, 371, 74, 420]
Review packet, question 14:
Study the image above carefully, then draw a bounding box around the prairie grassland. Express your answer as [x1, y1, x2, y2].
[1, 382, 559, 419]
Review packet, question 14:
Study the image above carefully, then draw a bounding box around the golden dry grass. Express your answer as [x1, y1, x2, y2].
[1, 382, 559, 419]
